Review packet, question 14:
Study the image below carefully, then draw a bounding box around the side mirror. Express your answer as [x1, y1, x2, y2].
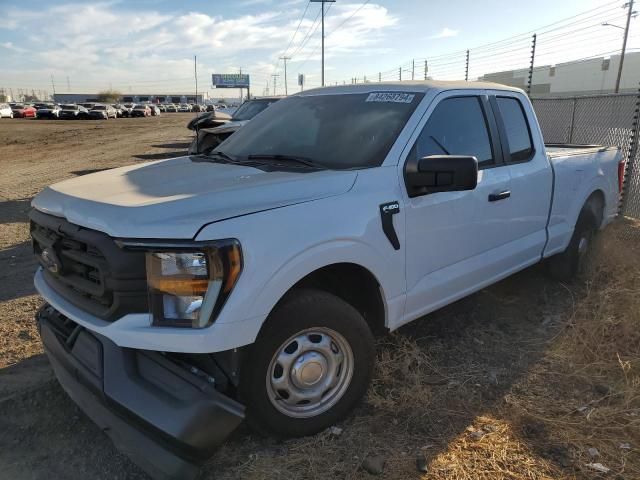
[405, 155, 478, 197]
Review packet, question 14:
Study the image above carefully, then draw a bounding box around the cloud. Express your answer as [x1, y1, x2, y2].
[0, 2, 397, 93]
[430, 27, 458, 39]
[1, 41, 26, 52]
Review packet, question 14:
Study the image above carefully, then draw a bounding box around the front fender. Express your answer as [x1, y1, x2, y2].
[195, 174, 406, 347]
[249, 239, 398, 329]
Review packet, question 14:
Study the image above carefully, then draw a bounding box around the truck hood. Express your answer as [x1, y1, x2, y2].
[32, 156, 357, 239]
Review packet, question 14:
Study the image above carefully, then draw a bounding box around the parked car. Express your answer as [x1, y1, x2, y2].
[11, 104, 37, 118]
[59, 104, 90, 120]
[79, 103, 96, 111]
[178, 103, 192, 112]
[157, 104, 166, 112]
[111, 104, 125, 117]
[165, 103, 178, 113]
[36, 104, 62, 119]
[30, 81, 623, 479]
[189, 97, 282, 154]
[121, 103, 136, 117]
[148, 105, 161, 116]
[131, 104, 151, 117]
[0, 103, 13, 118]
[205, 104, 216, 112]
[89, 104, 117, 119]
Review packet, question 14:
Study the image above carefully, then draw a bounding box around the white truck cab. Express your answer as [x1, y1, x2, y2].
[31, 81, 623, 479]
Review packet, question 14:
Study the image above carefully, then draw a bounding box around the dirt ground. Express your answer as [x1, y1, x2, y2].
[0, 117, 638, 480]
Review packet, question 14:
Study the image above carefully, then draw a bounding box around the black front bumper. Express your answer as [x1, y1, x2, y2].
[36, 305, 245, 480]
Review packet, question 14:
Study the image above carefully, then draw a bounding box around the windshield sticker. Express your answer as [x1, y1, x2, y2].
[365, 92, 416, 103]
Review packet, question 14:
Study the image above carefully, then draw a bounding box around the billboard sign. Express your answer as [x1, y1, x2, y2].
[212, 74, 250, 88]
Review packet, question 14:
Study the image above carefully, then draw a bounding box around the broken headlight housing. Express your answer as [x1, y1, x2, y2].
[141, 240, 242, 328]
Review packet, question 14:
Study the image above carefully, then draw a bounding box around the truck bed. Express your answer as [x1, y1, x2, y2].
[545, 143, 618, 159]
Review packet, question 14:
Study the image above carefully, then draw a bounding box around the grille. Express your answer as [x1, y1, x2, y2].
[29, 209, 148, 322]
[31, 220, 112, 310]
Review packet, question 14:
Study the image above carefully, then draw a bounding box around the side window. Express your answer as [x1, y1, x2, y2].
[412, 96, 494, 167]
[496, 97, 533, 162]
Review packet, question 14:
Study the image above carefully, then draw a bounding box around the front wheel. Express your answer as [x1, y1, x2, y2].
[239, 289, 375, 438]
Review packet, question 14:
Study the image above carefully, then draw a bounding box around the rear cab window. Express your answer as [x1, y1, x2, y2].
[495, 96, 534, 162]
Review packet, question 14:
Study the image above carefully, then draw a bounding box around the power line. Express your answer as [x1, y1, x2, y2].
[282, 1, 312, 57]
[288, 4, 323, 59]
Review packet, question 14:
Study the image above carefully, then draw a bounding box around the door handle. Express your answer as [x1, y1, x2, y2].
[488, 190, 511, 202]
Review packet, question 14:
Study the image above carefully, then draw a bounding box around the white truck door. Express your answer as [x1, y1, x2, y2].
[399, 93, 516, 326]
[489, 93, 553, 265]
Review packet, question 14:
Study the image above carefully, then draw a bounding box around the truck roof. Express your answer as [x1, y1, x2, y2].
[299, 80, 524, 96]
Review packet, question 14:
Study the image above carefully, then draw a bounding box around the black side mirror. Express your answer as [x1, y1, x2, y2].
[405, 155, 478, 197]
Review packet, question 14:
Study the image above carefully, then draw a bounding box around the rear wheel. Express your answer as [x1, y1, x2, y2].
[547, 207, 599, 281]
[239, 289, 375, 438]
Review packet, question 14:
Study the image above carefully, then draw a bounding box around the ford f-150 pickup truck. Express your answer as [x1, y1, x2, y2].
[30, 81, 624, 479]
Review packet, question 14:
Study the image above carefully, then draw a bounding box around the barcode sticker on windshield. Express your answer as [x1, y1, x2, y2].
[365, 92, 415, 103]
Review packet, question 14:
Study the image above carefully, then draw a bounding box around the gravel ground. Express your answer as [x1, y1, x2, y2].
[0, 116, 635, 480]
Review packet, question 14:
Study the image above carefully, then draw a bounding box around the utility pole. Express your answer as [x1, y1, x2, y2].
[194, 55, 198, 105]
[271, 74, 279, 96]
[412, 59, 415, 80]
[399, 66, 402, 81]
[310, 0, 335, 87]
[50, 74, 56, 99]
[279, 56, 291, 95]
[424, 60, 428, 80]
[616, 0, 635, 93]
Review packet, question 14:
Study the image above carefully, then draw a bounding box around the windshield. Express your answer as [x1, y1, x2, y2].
[134, 105, 147, 109]
[215, 92, 423, 170]
[61, 105, 77, 110]
[232, 100, 277, 121]
[92, 105, 106, 110]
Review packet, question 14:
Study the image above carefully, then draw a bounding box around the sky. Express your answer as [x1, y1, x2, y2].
[0, 0, 637, 98]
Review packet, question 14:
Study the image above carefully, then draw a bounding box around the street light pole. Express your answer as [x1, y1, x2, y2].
[310, 0, 335, 87]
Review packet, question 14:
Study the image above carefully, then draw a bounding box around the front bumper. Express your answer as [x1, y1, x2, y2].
[37, 305, 245, 480]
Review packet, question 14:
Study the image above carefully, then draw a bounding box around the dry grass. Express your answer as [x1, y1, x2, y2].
[206, 219, 640, 480]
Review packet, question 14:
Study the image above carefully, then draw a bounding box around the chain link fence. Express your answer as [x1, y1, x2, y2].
[531, 93, 640, 219]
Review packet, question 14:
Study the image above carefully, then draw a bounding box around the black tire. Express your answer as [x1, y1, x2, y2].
[547, 207, 598, 281]
[239, 288, 375, 438]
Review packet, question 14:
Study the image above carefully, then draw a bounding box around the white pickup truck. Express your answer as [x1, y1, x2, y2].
[30, 81, 623, 479]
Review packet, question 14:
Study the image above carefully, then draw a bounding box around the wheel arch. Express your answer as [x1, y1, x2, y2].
[582, 189, 605, 228]
[257, 262, 388, 339]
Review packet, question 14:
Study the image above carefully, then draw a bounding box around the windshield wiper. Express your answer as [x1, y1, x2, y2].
[247, 154, 326, 170]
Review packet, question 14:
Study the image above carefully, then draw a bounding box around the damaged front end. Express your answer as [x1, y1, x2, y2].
[36, 305, 245, 480]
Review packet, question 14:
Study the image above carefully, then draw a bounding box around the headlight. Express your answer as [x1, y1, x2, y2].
[144, 241, 242, 328]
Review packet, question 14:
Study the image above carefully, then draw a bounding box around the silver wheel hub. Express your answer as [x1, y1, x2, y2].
[266, 327, 354, 418]
[291, 351, 327, 387]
